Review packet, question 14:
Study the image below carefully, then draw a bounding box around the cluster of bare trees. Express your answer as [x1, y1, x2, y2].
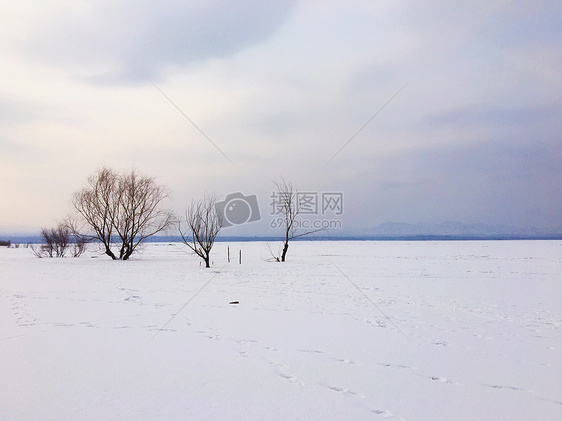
[178, 180, 320, 265]
[34, 166, 320, 265]
[31, 223, 87, 258]
[70, 168, 175, 260]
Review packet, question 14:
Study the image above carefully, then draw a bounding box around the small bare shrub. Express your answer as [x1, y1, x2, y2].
[32, 224, 74, 258]
[70, 235, 88, 257]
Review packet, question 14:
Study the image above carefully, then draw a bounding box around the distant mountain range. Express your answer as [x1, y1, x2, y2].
[361, 221, 562, 238]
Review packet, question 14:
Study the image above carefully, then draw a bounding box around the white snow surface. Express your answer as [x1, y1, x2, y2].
[1, 240, 561, 421]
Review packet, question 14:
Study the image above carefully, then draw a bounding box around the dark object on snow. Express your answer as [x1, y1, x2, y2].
[229, 301, 239, 305]
[0, 240, 10, 247]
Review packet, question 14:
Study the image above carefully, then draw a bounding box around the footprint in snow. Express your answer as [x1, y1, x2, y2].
[278, 372, 304, 386]
[378, 363, 412, 370]
[328, 385, 364, 397]
[429, 376, 451, 383]
[267, 360, 290, 370]
[234, 338, 259, 345]
[370, 409, 402, 420]
[484, 384, 524, 391]
[332, 358, 358, 365]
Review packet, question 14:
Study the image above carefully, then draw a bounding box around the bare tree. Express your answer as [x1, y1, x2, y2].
[113, 170, 175, 260]
[32, 223, 71, 258]
[64, 216, 91, 257]
[72, 167, 119, 259]
[70, 236, 88, 257]
[179, 194, 223, 268]
[72, 167, 174, 260]
[271, 179, 323, 262]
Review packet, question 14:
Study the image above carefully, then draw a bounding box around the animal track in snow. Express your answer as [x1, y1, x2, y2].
[370, 408, 404, 420]
[484, 383, 524, 391]
[266, 361, 304, 386]
[234, 338, 259, 345]
[429, 376, 452, 383]
[331, 357, 358, 365]
[328, 385, 364, 397]
[278, 372, 304, 385]
[9, 294, 38, 326]
[377, 362, 412, 370]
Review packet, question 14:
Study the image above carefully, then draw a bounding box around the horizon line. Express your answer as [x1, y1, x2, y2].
[2, 234, 562, 244]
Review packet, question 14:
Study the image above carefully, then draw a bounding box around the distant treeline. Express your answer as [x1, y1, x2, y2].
[4, 234, 562, 245]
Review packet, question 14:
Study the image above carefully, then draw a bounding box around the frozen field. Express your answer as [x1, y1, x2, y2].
[1, 240, 561, 420]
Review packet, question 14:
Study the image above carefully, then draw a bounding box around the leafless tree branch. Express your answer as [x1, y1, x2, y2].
[179, 194, 223, 268]
[272, 178, 324, 262]
[71, 167, 174, 260]
[31, 223, 73, 258]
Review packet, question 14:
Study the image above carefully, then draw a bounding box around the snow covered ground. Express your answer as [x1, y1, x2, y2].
[1, 240, 561, 420]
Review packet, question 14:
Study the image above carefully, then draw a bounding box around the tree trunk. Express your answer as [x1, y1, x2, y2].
[105, 246, 117, 260]
[204, 255, 210, 268]
[281, 241, 289, 262]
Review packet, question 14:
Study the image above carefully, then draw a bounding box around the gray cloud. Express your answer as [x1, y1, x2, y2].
[374, 129, 562, 229]
[426, 103, 562, 129]
[3, 0, 561, 233]
[27, 0, 299, 83]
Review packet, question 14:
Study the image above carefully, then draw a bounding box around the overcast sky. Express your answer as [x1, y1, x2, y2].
[1, 1, 560, 235]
